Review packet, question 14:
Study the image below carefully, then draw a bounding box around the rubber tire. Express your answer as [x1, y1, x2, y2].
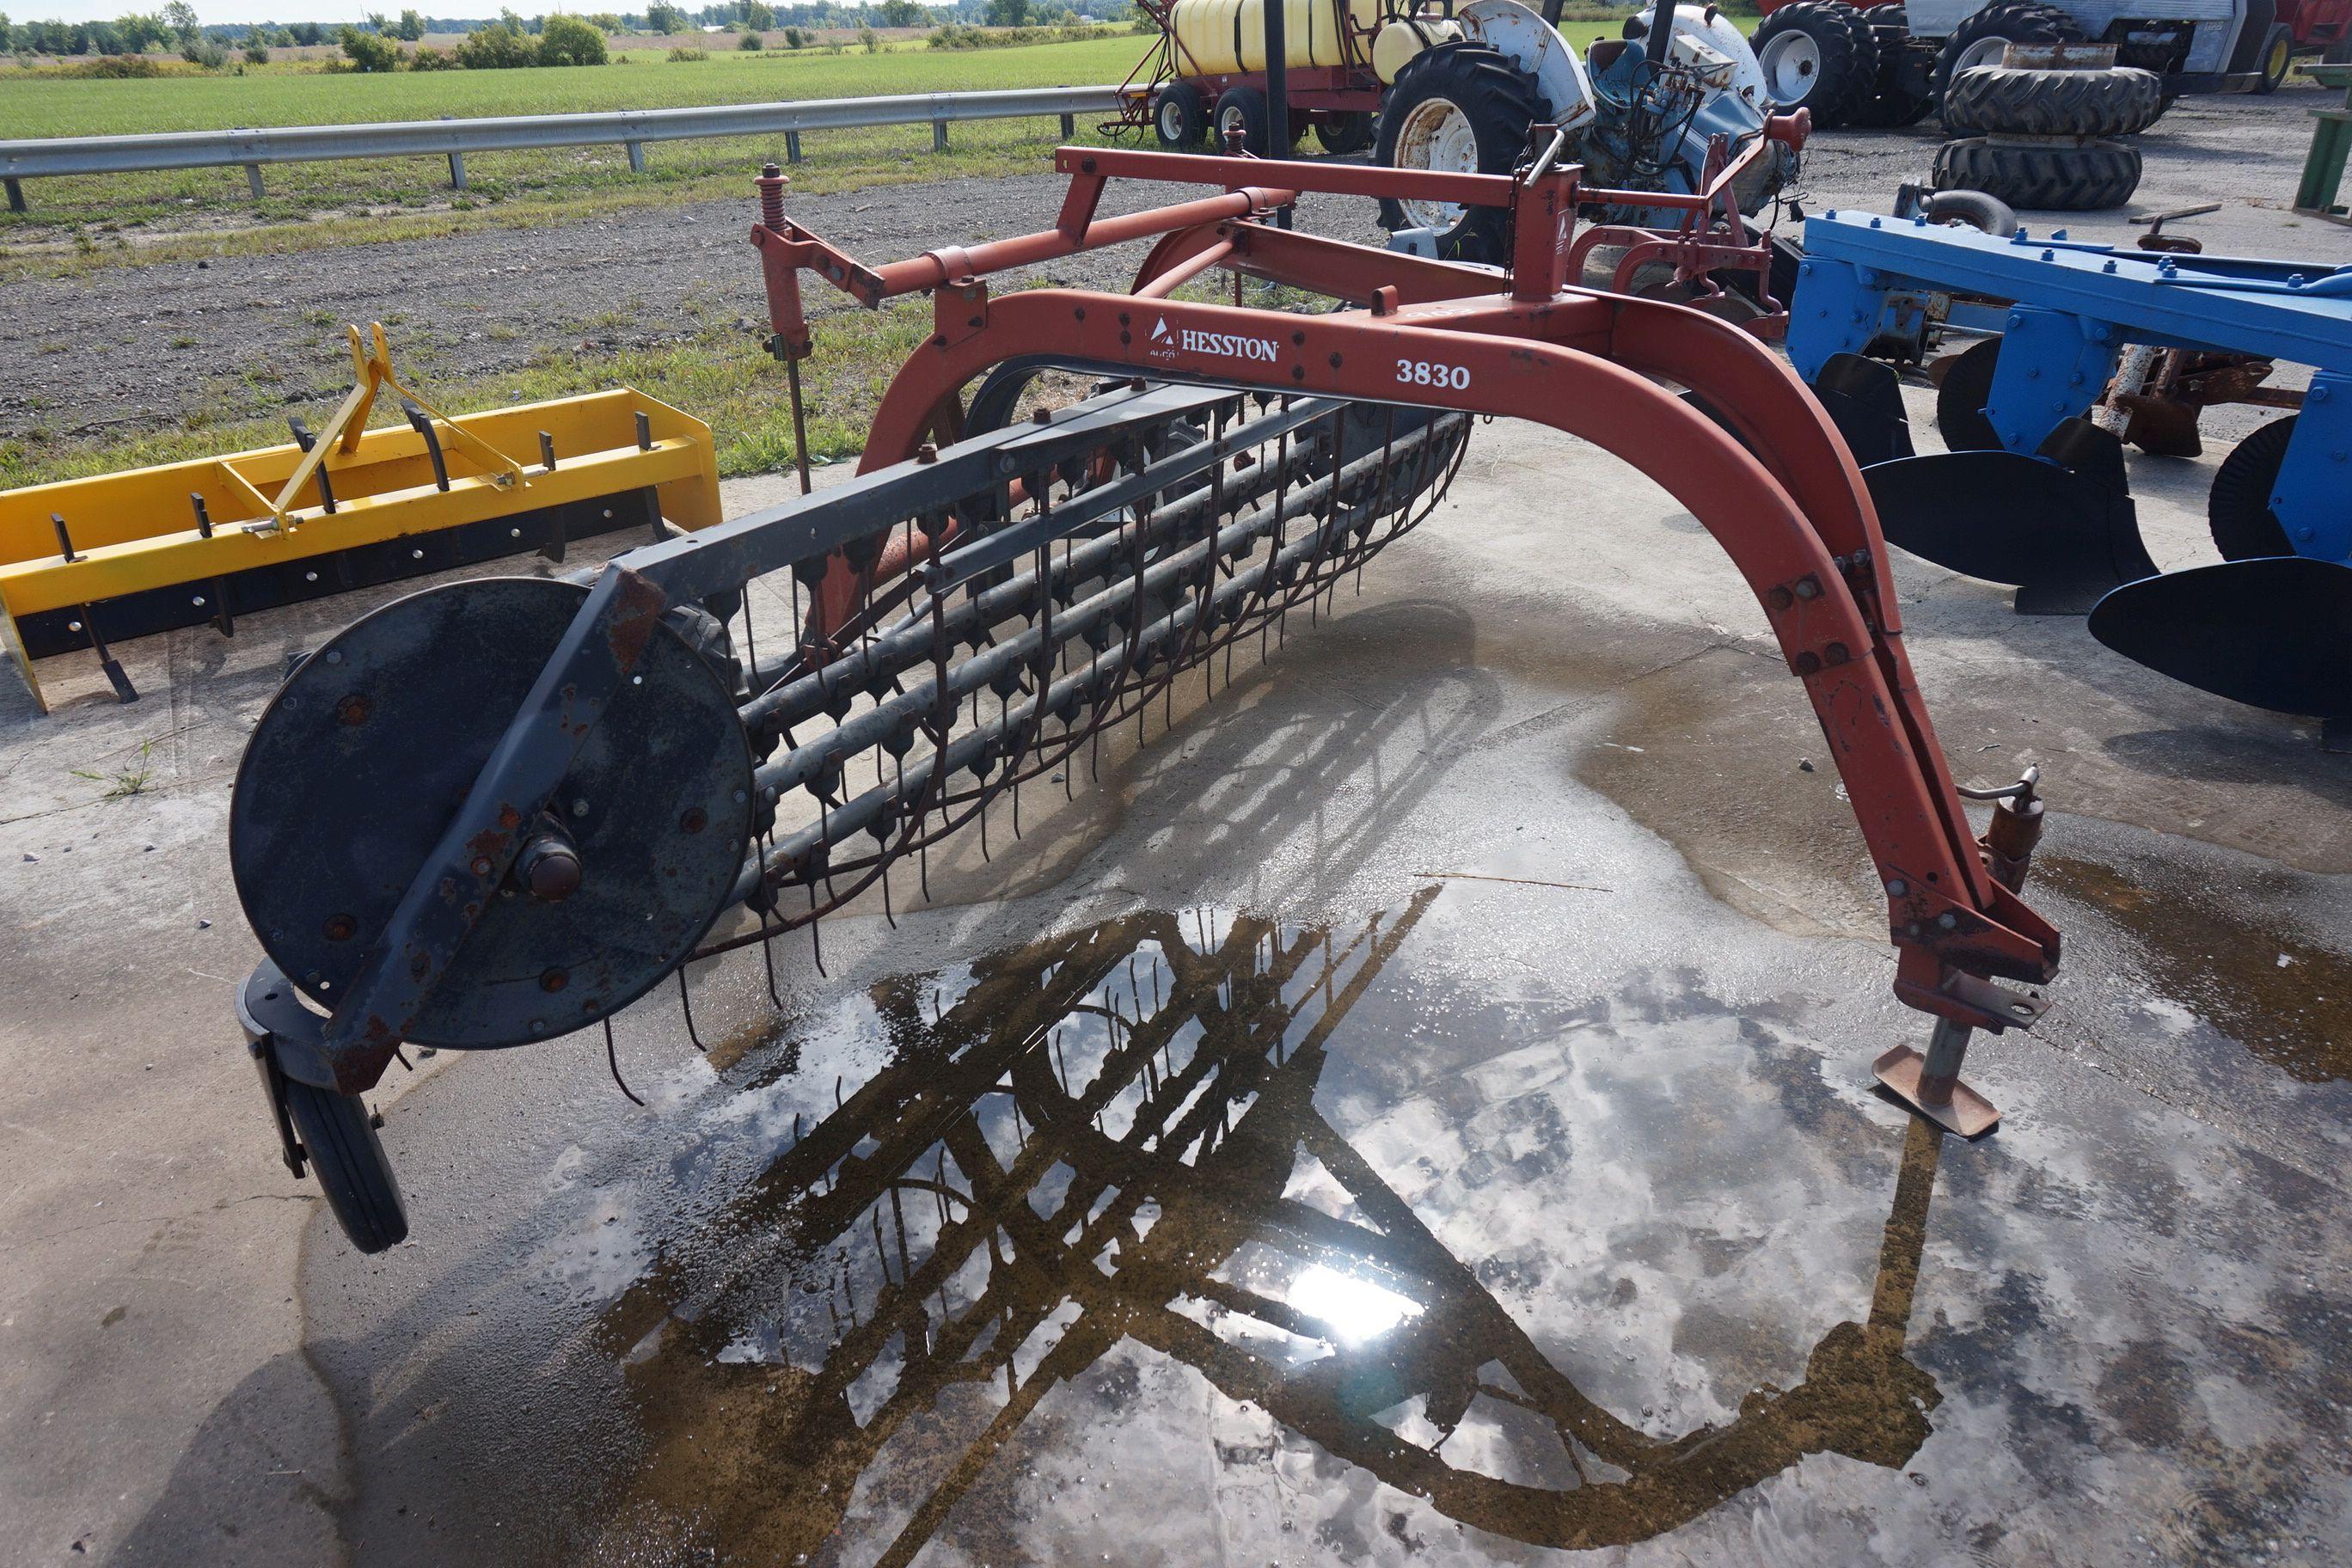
[1212, 83, 1272, 156]
[1930, 0, 2081, 105]
[1754, 0, 1883, 128]
[284, 1078, 408, 1253]
[2256, 23, 2294, 93]
[1932, 137, 2143, 211]
[1851, 22, 1938, 128]
[1920, 187, 2019, 234]
[1155, 80, 1207, 150]
[1942, 64, 2166, 137]
[1314, 110, 1375, 156]
[2208, 415, 2298, 560]
[2330, 37, 2352, 66]
[1373, 43, 1545, 265]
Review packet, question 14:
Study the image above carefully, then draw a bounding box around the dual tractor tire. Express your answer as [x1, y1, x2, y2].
[1373, 42, 1545, 264]
[1754, 1, 1883, 127]
[1932, 135, 2142, 210]
[1929, 0, 2081, 104]
[1942, 64, 2165, 137]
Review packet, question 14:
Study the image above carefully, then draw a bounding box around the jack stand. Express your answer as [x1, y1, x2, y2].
[1874, 765, 2048, 1137]
[1873, 1020, 1999, 1138]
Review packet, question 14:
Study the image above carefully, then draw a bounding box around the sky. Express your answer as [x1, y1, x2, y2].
[27, 1, 955, 24]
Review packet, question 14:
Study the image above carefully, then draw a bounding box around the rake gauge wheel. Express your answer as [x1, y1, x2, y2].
[230, 576, 755, 1050]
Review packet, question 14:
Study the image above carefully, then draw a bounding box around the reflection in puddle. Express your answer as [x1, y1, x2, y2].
[588, 894, 1948, 1564]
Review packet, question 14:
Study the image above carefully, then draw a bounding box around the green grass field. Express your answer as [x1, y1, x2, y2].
[0, 35, 1151, 269]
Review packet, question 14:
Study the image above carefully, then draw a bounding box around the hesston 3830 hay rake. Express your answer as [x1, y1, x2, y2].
[227, 142, 2062, 1253]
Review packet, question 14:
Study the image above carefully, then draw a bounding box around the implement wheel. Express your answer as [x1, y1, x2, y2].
[1315, 110, 1375, 156]
[2208, 415, 2297, 561]
[1214, 83, 1274, 155]
[1155, 80, 1208, 149]
[284, 1078, 408, 1254]
[1374, 43, 1544, 264]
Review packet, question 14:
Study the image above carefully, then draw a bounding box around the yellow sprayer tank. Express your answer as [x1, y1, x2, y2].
[1168, 0, 1375, 75]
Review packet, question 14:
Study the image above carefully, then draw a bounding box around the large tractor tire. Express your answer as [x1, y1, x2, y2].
[2208, 415, 2298, 560]
[1932, 136, 2142, 210]
[1942, 64, 2165, 137]
[1155, 80, 1208, 149]
[1930, 0, 2081, 105]
[1850, 19, 1939, 128]
[1754, 0, 1883, 128]
[1374, 43, 1544, 264]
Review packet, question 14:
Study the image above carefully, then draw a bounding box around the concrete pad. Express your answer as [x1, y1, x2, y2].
[5, 105, 2352, 1567]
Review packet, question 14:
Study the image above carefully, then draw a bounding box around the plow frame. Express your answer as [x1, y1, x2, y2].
[1786, 210, 2352, 567]
[259, 144, 2061, 1111]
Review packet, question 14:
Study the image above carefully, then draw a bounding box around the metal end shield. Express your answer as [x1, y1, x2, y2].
[2088, 556, 2352, 720]
[1860, 448, 2159, 616]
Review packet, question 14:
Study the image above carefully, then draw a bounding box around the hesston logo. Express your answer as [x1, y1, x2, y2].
[1144, 315, 1280, 364]
[1179, 327, 1280, 363]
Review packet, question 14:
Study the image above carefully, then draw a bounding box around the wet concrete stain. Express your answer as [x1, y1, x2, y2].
[2037, 854, 2352, 1085]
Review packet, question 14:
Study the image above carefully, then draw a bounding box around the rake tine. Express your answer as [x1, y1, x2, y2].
[604, 1017, 646, 1106]
[677, 965, 705, 1053]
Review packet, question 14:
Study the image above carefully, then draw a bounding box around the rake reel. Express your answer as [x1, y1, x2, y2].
[233, 144, 2061, 1252]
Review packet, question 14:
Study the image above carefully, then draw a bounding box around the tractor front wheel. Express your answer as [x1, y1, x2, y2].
[2257, 23, 2295, 93]
[1155, 80, 1207, 149]
[1373, 43, 1544, 264]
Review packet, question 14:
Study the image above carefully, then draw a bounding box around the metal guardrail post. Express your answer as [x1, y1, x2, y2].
[449, 151, 468, 190]
[1062, 112, 1076, 137]
[933, 119, 948, 153]
[245, 163, 266, 199]
[786, 129, 803, 164]
[4, 176, 22, 213]
[626, 140, 647, 174]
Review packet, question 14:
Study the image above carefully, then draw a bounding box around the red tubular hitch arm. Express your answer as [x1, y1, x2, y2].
[751, 149, 2061, 1037]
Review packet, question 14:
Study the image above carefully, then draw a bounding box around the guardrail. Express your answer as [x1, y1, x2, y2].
[0, 83, 1128, 211]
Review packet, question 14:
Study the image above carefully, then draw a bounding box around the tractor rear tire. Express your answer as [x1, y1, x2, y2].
[1315, 111, 1375, 156]
[1942, 64, 2166, 137]
[1850, 21, 1939, 127]
[2256, 23, 2294, 92]
[1213, 83, 1274, 156]
[2208, 415, 2298, 560]
[1754, 0, 1883, 128]
[1155, 80, 1207, 149]
[1930, 0, 2081, 105]
[1374, 43, 1545, 265]
[284, 1078, 408, 1254]
[1932, 136, 2143, 210]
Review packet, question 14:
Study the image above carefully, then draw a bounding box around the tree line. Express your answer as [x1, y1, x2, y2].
[0, 0, 1140, 58]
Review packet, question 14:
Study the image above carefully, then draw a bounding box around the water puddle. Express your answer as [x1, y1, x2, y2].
[568, 892, 1947, 1563]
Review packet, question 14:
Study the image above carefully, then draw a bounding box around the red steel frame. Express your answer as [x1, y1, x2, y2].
[750, 145, 2061, 1038]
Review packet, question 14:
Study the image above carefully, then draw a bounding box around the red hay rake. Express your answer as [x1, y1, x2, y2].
[229, 143, 2061, 1253]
